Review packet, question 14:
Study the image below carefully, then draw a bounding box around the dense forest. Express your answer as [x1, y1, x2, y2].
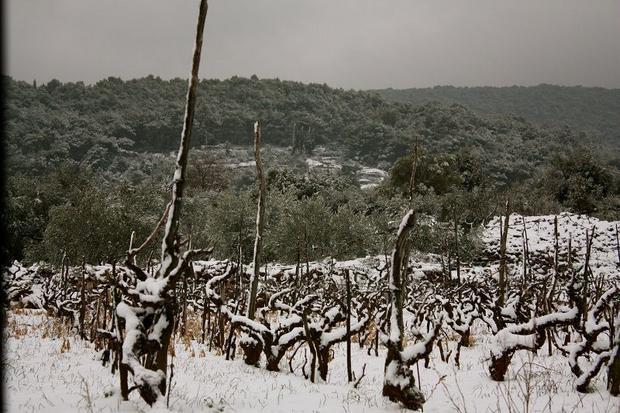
[4, 75, 619, 266]
[8, 76, 620, 175]
[376, 84, 620, 149]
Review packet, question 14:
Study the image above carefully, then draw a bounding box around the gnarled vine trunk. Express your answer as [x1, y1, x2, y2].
[115, 0, 210, 405]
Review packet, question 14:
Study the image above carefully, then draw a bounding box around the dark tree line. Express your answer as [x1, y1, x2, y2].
[6, 74, 615, 177]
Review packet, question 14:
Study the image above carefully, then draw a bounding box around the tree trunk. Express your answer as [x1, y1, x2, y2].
[117, 0, 209, 405]
[383, 210, 426, 411]
[152, 0, 209, 397]
[318, 348, 330, 381]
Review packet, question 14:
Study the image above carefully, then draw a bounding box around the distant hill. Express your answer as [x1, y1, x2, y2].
[5, 76, 617, 187]
[374, 85, 620, 148]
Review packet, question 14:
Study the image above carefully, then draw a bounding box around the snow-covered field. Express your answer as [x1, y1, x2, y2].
[483, 212, 619, 278]
[4, 309, 619, 413]
[4, 212, 619, 412]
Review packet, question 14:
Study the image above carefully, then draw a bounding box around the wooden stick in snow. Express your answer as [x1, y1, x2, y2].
[498, 200, 510, 307]
[159, 0, 209, 280]
[346, 269, 352, 382]
[248, 120, 266, 320]
[116, 0, 210, 405]
[408, 139, 419, 201]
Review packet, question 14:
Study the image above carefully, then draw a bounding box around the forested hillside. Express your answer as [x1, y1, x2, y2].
[7, 75, 617, 179]
[375, 85, 620, 148]
[5, 75, 619, 265]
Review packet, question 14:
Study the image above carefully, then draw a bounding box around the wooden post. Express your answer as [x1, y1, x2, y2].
[522, 217, 530, 284]
[247, 120, 266, 320]
[454, 210, 461, 284]
[154, 0, 209, 398]
[568, 233, 573, 272]
[181, 266, 188, 337]
[201, 284, 208, 343]
[79, 259, 86, 339]
[61, 251, 68, 301]
[582, 227, 595, 319]
[498, 200, 510, 307]
[408, 139, 419, 201]
[301, 308, 317, 383]
[116, 0, 209, 405]
[345, 269, 352, 382]
[616, 224, 620, 264]
[608, 312, 620, 395]
[112, 263, 129, 401]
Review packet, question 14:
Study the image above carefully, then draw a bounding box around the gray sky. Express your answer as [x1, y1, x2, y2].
[6, 0, 620, 89]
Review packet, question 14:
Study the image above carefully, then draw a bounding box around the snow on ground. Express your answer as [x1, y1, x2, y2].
[483, 212, 620, 279]
[4, 212, 620, 411]
[224, 161, 256, 169]
[4, 310, 619, 412]
[305, 157, 342, 170]
[358, 167, 388, 190]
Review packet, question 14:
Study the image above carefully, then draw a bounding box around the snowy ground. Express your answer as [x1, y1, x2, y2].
[483, 212, 619, 278]
[4, 309, 619, 413]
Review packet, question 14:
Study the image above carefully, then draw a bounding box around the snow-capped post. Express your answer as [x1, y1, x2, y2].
[248, 120, 265, 320]
[498, 200, 510, 307]
[238, 120, 267, 366]
[115, 0, 210, 406]
[390, 210, 414, 349]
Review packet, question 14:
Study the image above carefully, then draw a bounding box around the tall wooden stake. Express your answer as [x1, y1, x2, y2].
[248, 120, 266, 320]
[345, 269, 352, 382]
[498, 200, 510, 307]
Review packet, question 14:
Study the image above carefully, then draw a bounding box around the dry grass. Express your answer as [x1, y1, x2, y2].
[182, 308, 204, 340]
[7, 307, 72, 343]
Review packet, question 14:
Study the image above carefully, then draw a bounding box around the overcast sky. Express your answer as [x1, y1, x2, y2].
[6, 0, 620, 89]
